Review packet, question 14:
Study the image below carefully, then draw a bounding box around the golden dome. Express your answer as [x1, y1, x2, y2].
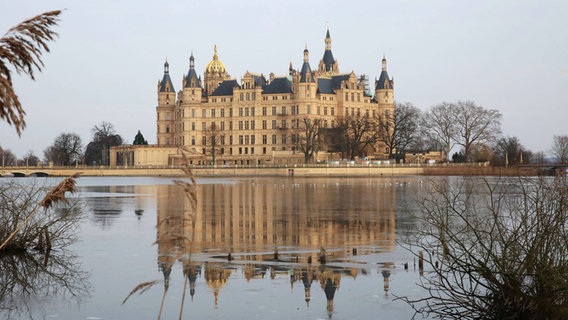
[205, 45, 226, 74]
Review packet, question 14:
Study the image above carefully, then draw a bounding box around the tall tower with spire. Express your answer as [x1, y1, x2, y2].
[375, 55, 394, 106]
[156, 60, 176, 146]
[318, 29, 339, 76]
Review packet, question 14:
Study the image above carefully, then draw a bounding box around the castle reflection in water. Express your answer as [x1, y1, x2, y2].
[156, 177, 403, 314]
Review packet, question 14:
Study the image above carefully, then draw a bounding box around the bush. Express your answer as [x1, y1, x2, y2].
[400, 176, 568, 319]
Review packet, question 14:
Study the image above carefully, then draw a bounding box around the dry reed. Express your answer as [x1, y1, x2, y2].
[122, 147, 198, 320]
[0, 10, 61, 135]
[0, 173, 78, 252]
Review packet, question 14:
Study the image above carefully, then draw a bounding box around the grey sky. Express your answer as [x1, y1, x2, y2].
[1, 0, 566, 158]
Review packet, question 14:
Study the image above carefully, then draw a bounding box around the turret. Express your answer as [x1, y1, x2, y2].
[298, 46, 316, 99]
[375, 55, 394, 105]
[318, 28, 339, 75]
[157, 60, 176, 146]
[181, 52, 203, 103]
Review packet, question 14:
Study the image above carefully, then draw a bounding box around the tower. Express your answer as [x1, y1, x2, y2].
[156, 60, 176, 146]
[318, 28, 339, 75]
[375, 55, 394, 105]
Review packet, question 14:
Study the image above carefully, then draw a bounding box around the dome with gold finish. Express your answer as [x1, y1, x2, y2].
[205, 45, 226, 74]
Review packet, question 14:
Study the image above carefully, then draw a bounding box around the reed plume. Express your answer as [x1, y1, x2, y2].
[0, 173, 78, 252]
[0, 10, 61, 135]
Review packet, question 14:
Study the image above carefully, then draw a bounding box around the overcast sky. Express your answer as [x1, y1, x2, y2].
[1, 0, 566, 158]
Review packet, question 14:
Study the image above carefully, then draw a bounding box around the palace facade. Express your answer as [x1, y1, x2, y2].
[111, 29, 394, 166]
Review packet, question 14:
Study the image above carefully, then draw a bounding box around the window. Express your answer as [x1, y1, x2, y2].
[239, 108, 243, 116]
[251, 107, 255, 116]
[202, 122, 206, 131]
[262, 134, 267, 144]
[351, 93, 355, 101]
[251, 120, 255, 130]
[281, 120, 286, 128]
[252, 93, 256, 100]
[262, 107, 267, 116]
[202, 109, 206, 117]
[239, 135, 244, 144]
[245, 135, 249, 144]
[166, 113, 171, 120]
[230, 136, 233, 145]
[245, 108, 249, 116]
[220, 135, 225, 145]
[246, 93, 250, 101]
[282, 135, 287, 144]
[229, 121, 233, 130]
[238, 121, 243, 130]
[191, 109, 195, 117]
[272, 106, 276, 115]
[272, 135, 277, 144]
[220, 108, 225, 117]
[191, 136, 195, 145]
[245, 121, 249, 130]
[345, 93, 348, 101]
[281, 106, 286, 115]
[251, 135, 255, 144]
[262, 120, 267, 129]
[220, 121, 225, 130]
[229, 108, 233, 117]
[317, 106, 320, 115]
[331, 107, 335, 116]
[324, 107, 328, 115]
[272, 120, 277, 129]
[202, 136, 206, 145]
[211, 109, 216, 118]
[191, 122, 195, 130]
[240, 93, 244, 101]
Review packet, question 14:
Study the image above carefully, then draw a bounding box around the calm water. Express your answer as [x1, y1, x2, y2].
[1, 176, 434, 319]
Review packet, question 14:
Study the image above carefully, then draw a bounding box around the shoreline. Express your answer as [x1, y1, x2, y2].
[0, 165, 543, 177]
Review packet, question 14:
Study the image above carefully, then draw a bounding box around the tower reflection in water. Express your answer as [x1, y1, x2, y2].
[156, 177, 400, 315]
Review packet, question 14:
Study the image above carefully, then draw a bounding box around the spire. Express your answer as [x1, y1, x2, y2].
[376, 54, 393, 91]
[325, 28, 332, 51]
[185, 52, 201, 88]
[159, 59, 175, 92]
[320, 28, 337, 74]
[300, 45, 314, 83]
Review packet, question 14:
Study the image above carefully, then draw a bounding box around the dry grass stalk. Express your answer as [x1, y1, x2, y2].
[0, 10, 61, 135]
[121, 280, 161, 305]
[0, 174, 78, 252]
[39, 173, 78, 210]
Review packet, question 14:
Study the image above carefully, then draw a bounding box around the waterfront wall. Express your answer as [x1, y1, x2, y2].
[0, 164, 539, 177]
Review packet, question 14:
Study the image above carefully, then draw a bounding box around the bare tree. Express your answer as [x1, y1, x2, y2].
[84, 121, 123, 165]
[378, 102, 421, 159]
[552, 135, 568, 163]
[0, 147, 17, 166]
[21, 149, 40, 166]
[0, 11, 61, 135]
[423, 103, 457, 160]
[205, 123, 223, 165]
[295, 118, 323, 163]
[452, 101, 501, 162]
[492, 136, 532, 166]
[44, 132, 83, 166]
[399, 176, 568, 319]
[336, 114, 381, 160]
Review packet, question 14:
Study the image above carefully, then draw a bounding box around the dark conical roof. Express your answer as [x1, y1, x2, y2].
[159, 61, 175, 92]
[322, 28, 335, 72]
[185, 53, 201, 88]
[300, 47, 314, 83]
[375, 56, 393, 90]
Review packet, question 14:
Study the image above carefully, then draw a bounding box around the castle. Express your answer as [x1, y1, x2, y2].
[111, 29, 394, 166]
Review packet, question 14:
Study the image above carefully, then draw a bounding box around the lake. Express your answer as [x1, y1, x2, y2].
[1, 175, 434, 319]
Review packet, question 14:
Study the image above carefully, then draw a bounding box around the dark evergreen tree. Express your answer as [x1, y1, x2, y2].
[133, 130, 148, 145]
